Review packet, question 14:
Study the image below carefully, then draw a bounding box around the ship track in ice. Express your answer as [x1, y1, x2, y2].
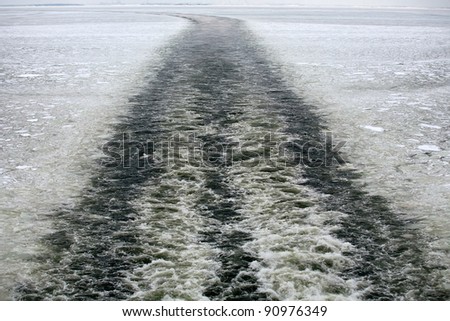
[15, 15, 449, 301]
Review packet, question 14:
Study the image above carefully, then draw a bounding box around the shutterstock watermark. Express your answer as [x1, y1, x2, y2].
[101, 131, 346, 169]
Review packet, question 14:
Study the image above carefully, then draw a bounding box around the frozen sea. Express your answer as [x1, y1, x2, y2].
[0, 5, 448, 300]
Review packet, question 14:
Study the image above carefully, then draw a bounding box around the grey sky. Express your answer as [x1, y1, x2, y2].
[0, 0, 448, 8]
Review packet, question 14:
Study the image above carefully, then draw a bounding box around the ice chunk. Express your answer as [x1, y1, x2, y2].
[418, 145, 441, 152]
[361, 125, 385, 132]
[15, 165, 32, 170]
[420, 124, 441, 129]
[17, 74, 42, 78]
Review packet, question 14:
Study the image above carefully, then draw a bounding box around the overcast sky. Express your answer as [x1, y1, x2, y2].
[0, 0, 448, 8]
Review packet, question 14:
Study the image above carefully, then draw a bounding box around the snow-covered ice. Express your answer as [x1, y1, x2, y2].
[0, 7, 187, 300]
[245, 7, 450, 290]
[246, 7, 450, 224]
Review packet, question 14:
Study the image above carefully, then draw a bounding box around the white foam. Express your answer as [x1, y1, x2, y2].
[223, 91, 360, 300]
